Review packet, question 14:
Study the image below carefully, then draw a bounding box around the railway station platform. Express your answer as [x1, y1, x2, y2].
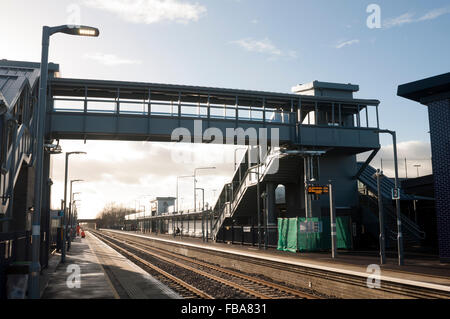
[42, 231, 180, 299]
[106, 230, 450, 295]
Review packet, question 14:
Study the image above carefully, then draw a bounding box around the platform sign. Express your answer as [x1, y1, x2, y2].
[243, 226, 252, 233]
[307, 185, 329, 195]
[392, 188, 401, 200]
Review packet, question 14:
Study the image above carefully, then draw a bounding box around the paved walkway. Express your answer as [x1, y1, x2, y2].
[42, 232, 180, 299]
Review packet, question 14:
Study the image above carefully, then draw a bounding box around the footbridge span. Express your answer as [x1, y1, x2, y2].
[1, 60, 390, 299]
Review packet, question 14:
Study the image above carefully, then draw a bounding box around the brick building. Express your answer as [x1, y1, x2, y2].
[398, 73, 450, 262]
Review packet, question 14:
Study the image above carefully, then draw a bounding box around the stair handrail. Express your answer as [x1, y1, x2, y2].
[211, 148, 280, 239]
[364, 194, 426, 240]
[1, 120, 34, 214]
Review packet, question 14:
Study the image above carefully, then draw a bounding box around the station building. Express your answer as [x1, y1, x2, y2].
[398, 72, 450, 262]
[0, 59, 443, 298]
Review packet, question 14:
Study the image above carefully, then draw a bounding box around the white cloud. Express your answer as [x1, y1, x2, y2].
[231, 38, 297, 59]
[82, 0, 207, 24]
[335, 39, 359, 49]
[383, 12, 415, 28]
[84, 52, 142, 66]
[50, 140, 240, 218]
[417, 7, 450, 21]
[358, 140, 433, 178]
[383, 7, 450, 28]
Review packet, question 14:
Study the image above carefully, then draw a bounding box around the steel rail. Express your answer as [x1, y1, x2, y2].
[95, 231, 270, 299]
[92, 231, 213, 299]
[125, 236, 318, 299]
[99, 230, 318, 299]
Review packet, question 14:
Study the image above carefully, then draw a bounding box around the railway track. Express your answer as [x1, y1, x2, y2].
[97, 230, 450, 299]
[90, 230, 319, 299]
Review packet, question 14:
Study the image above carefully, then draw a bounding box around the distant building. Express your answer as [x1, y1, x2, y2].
[151, 197, 176, 216]
[398, 72, 450, 262]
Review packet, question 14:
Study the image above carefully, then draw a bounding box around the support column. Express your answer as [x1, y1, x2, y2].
[285, 183, 304, 217]
[40, 151, 52, 269]
[266, 183, 276, 225]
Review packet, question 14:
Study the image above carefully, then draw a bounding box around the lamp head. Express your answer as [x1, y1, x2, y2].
[56, 25, 100, 37]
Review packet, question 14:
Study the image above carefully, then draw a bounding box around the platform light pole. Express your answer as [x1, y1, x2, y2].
[193, 167, 216, 212]
[234, 147, 248, 181]
[177, 175, 194, 214]
[328, 181, 337, 259]
[373, 169, 386, 264]
[30, 24, 99, 299]
[376, 129, 404, 266]
[139, 195, 153, 233]
[196, 188, 205, 241]
[414, 164, 421, 178]
[71, 192, 81, 234]
[68, 180, 83, 247]
[62, 152, 86, 262]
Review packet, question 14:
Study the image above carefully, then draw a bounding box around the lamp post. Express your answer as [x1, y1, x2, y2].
[139, 205, 145, 232]
[30, 25, 99, 298]
[196, 188, 206, 242]
[68, 180, 83, 246]
[177, 175, 194, 214]
[62, 152, 86, 263]
[194, 167, 216, 212]
[71, 192, 82, 231]
[72, 199, 81, 227]
[414, 164, 421, 178]
[72, 193, 81, 233]
[234, 147, 248, 181]
[373, 169, 386, 264]
[139, 195, 152, 233]
[376, 129, 404, 266]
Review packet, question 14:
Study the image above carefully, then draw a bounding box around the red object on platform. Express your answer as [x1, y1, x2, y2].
[81, 230, 85, 238]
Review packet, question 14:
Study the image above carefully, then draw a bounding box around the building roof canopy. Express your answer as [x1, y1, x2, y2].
[397, 72, 450, 104]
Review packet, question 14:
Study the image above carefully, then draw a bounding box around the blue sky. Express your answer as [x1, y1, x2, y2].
[3, 0, 449, 142]
[1, 0, 449, 217]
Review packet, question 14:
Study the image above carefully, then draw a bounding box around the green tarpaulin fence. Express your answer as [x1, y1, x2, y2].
[277, 218, 288, 251]
[277, 216, 352, 252]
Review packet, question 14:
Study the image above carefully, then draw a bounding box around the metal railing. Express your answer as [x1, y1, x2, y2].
[1, 122, 34, 216]
[51, 96, 295, 125]
[362, 194, 425, 241]
[211, 148, 279, 240]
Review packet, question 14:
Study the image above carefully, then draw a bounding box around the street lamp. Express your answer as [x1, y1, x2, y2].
[62, 152, 87, 264]
[234, 147, 248, 181]
[72, 192, 81, 229]
[373, 169, 386, 264]
[375, 129, 404, 266]
[177, 175, 194, 213]
[194, 167, 216, 212]
[139, 195, 153, 233]
[196, 188, 206, 242]
[414, 164, 421, 178]
[69, 180, 84, 245]
[30, 24, 99, 299]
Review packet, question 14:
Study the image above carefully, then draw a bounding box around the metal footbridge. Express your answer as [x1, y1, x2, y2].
[1, 59, 383, 249]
